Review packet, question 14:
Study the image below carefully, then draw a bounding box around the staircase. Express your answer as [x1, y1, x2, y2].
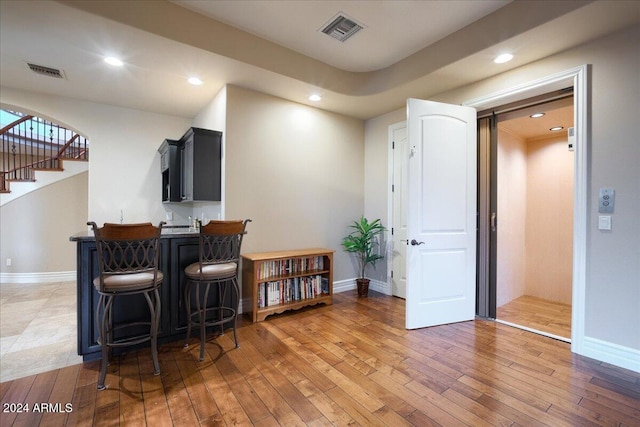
[1, 110, 89, 205]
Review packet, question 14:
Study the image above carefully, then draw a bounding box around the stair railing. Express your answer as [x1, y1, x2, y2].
[1, 112, 89, 193]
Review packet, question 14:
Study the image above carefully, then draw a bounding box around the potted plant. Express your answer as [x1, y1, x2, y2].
[341, 216, 386, 297]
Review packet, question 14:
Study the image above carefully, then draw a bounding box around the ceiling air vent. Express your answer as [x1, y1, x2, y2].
[26, 62, 66, 79]
[321, 14, 363, 42]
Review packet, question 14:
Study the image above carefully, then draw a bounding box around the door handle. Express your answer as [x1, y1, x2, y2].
[410, 239, 425, 246]
[491, 212, 497, 232]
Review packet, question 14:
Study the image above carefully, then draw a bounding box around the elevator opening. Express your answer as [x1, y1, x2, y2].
[494, 95, 574, 341]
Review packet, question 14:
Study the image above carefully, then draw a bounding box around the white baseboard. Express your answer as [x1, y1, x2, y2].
[581, 336, 640, 373]
[241, 278, 391, 312]
[333, 278, 390, 294]
[0, 271, 76, 284]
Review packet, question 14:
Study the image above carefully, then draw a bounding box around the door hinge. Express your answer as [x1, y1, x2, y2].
[392, 140, 395, 149]
[391, 270, 394, 278]
[391, 227, 394, 235]
[392, 184, 395, 192]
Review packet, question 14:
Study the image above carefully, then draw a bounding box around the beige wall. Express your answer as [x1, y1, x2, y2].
[0, 172, 87, 273]
[496, 130, 573, 307]
[224, 85, 365, 282]
[525, 135, 574, 304]
[364, 24, 640, 352]
[0, 88, 192, 226]
[496, 128, 527, 307]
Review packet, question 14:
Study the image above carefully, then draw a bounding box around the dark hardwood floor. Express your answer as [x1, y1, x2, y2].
[1, 291, 639, 426]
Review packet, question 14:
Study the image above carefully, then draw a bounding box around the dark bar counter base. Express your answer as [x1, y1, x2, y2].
[71, 231, 236, 361]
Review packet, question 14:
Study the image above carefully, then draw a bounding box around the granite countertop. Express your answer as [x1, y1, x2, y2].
[70, 226, 199, 241]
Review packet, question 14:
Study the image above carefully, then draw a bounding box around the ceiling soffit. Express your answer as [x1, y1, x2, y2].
[57, 0, 593, 97]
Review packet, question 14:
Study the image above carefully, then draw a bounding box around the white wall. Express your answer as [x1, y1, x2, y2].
[224, 85, 365, 283]
[0, 172, 87, 276]
[364, 24, 640, 363]
[0, 87, 192, 227]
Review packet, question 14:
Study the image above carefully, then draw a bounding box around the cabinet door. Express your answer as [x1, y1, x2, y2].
[181, 137, 194, 201]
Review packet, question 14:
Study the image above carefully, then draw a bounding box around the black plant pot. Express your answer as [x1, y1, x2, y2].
[356, 278, 370, 297]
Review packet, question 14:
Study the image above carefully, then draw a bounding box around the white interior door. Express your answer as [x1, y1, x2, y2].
[391, 124, 408, 298]
[406, 99, 477, 329]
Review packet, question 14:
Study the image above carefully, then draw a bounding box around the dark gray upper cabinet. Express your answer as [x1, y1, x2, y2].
[159, 139, 182, 202]
[179, 127, 222, 202]
[159, 127, 222, 203]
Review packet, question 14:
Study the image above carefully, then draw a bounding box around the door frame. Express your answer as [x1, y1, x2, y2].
[387, 121, 407, 297]
[463, 65, 589, 354]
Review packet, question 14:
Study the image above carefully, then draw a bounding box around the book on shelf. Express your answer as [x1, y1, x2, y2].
[256, 256, 325, 280]
[258, 274, 328, 307]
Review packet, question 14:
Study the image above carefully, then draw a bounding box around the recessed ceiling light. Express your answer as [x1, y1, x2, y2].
[188, 77, 203, 86]
[309, 94, 322, 102]
[494, 53, 513, 64]
[550, 126, 564, 131]
[104, 56, 123, 67]
[530, 113, 545, 118]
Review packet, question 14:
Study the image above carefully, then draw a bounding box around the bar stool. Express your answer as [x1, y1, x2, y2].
[88, 221, 164, 390]
[184, 219, 250, 361]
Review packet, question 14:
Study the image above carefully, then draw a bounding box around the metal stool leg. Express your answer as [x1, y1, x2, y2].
[184, 280, 192, 348]
[199, 283, 212, 361]
[97, 294, 113, 390]
[145, 289, 161, 376]
[231, 277, 240, 348]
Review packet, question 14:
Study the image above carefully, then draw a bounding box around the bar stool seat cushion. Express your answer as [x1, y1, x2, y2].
[93, 271, 164, 292]
[185, 262, 237, 280]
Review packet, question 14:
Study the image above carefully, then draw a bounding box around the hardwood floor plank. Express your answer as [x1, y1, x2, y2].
[12, 370, 57, 427]
[293, 378, 355, 425]
[325, 386, 387, 427]
[1, 291, 638, 426]
[117, 353, 146, 426]
[441, 387, 514, 427]
[0, 375, 36, 426]
[333, 360, 415, 417]
[174, 358, 219, 422]
[214, 350, 272, 423]
[138, 353, 173, 427]
[199, 357, 252, 426]
[65, 382, 96, 427]
[367, 370, 466, 426]
[475, 393, 548, 427]
[94, 401, 120, 427]
[38, 364, 80, 427]
[405, 378, 497, 427]
[275, 327, 386, 414]
[497, 295, 571, 338]
[458, 373, 576, 427]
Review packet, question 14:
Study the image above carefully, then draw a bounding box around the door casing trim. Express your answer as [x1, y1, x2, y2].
[463, 64, 589, 356]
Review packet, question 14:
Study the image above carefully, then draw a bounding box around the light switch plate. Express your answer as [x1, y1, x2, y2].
[598, 215, 612, 230]
[598, 188, 615, 213]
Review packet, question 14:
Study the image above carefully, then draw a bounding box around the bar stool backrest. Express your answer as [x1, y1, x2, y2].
[198, 220, 249, 268]
[88, 222, 163, 292]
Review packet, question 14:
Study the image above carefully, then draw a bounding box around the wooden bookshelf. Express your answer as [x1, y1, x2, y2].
[242, 248, 334, 322]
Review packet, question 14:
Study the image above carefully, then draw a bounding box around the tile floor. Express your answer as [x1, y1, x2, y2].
[0, 281, 83, 383]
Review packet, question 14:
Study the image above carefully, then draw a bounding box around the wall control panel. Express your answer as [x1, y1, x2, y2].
[598, 188, 615, 213]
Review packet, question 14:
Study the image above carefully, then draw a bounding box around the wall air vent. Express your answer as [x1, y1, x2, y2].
[26, 62, 66, 79]
[320, 14, 363, 42]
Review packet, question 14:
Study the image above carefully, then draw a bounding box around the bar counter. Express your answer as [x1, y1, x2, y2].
[70, 229, 233, 361]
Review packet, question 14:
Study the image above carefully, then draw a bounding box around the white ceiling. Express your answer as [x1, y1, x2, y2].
[0, 1, 638, 122]
[173, 0, 510, 72]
